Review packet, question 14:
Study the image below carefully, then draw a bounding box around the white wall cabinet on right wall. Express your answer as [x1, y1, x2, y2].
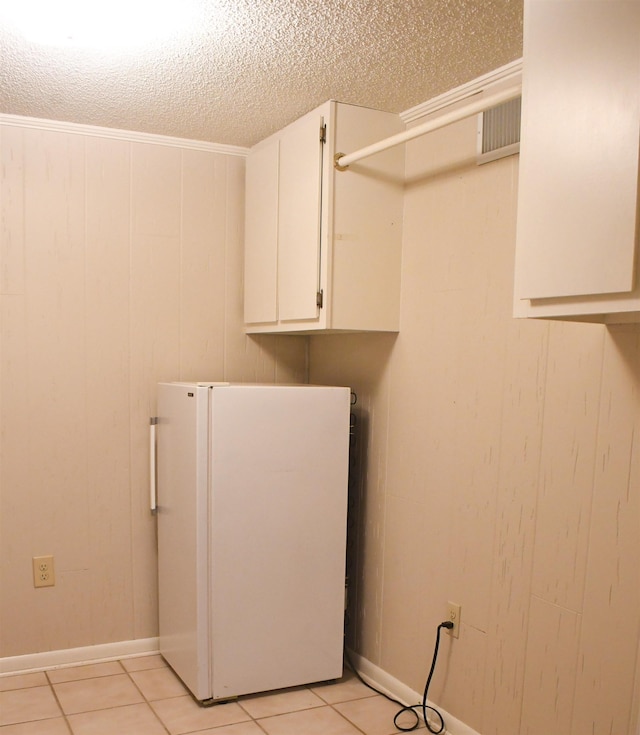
[513, 0, 640, 323]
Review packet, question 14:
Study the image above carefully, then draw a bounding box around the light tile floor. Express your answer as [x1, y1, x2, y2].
[0, 654, 422, 734]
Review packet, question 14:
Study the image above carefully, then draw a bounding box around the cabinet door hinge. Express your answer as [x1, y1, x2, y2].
[316, 290, 324, 308]
[320, 123, 326, 144]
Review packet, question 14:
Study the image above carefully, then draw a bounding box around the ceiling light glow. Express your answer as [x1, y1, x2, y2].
[1, 0, 198, 49]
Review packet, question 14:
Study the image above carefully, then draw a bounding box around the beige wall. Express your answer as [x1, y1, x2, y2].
[0, 123, 307, 657]
[310, 118, 640, 734]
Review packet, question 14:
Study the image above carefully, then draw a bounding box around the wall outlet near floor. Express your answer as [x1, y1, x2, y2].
[446, 601, 461, 638]
[33, 555, 55, 588]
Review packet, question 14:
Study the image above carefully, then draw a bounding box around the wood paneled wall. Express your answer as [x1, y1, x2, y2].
[0, 122, 306, 657]
[310, 117, 640, 734]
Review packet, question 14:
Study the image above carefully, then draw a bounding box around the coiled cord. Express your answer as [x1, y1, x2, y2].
[344, 621, 454, 733]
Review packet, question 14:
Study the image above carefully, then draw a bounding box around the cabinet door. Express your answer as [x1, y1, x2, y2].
[515, 0, 640, 301]
[244, 140, 279, 324]
[277, 110, 324, 322]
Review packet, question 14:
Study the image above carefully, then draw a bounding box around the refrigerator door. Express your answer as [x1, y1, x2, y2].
[157, 383, 212, 700]
[208, 384, 350, 700]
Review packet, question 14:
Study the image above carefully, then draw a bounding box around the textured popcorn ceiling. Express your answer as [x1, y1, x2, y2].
[0, 0, 522, 147]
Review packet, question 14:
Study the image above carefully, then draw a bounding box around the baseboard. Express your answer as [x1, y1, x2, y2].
[348, 649, 481, 735]
[0, 637, 159, 676]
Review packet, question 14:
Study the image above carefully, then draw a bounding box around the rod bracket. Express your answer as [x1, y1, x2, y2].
[334, 152, 349, 171]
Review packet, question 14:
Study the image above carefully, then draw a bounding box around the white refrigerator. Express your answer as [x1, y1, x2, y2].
[155, 382, 350, 703]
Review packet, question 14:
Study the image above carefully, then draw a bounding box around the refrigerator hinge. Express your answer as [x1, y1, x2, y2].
[316, 289, 324, 308]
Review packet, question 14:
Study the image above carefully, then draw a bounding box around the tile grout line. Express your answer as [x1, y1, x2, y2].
[1, 658, 398, 734]
[43, 669, 73, 735]
[121, 659, 172, 735]
[34, 659, 173, 734]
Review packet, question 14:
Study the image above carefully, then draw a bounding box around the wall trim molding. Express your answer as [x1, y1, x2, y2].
[401, 58, 523, 124]
[0, 113, 249, 156]
[349, 649, 481, 735]
[0, 637, 160, 676]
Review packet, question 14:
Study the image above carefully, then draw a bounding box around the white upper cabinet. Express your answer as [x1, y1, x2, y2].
[514, 0, 640, 322]
[244, 139, 280, 324]
[244, 100, 404, 333]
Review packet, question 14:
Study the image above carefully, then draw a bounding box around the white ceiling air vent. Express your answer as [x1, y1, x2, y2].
[477, 95, 521, 164]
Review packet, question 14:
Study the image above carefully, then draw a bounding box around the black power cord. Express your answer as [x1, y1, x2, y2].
[344, 621, 454, 733]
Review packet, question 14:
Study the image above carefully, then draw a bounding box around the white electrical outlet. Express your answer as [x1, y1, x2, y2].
[33, 555, 55, 588]
[446, 601, 461, 638]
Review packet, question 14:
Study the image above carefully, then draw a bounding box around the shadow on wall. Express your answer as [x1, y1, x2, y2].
[606, 324, 640, 378]
[307, 332, 398, 654]
[242, 334, 309, 383]
[345, 403, 368, 653]
[403, 155, 478, 190]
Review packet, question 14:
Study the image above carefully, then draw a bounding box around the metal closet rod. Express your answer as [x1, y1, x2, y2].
[334, 84, 522, 170]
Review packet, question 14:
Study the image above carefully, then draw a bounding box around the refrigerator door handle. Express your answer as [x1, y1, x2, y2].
[150, 417, 158, 513]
